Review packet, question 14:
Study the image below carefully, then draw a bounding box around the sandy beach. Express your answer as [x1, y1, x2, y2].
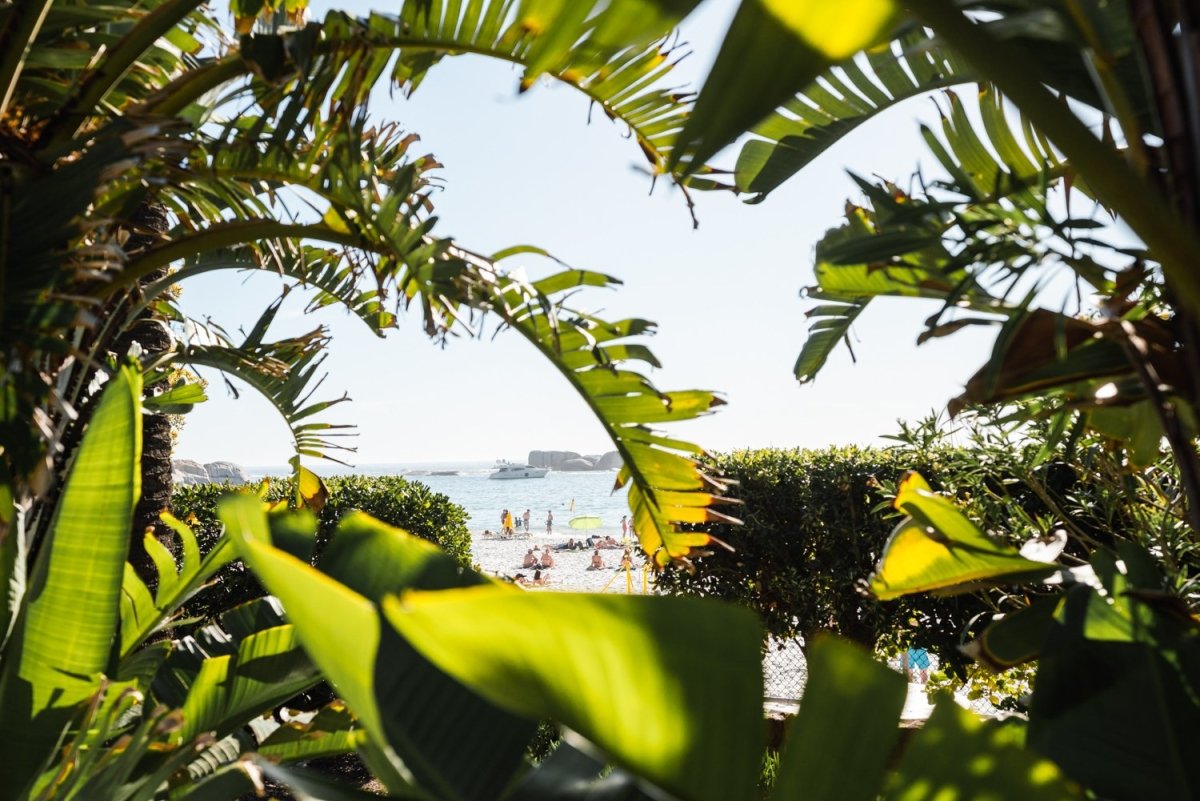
[471, 530, 654, 594]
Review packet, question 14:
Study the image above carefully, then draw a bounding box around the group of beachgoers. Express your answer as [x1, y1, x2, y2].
[486, 508, 555, 539]
[508, 515, 638, 587]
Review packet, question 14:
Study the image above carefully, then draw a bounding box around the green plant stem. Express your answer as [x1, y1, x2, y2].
[0, 0, 54, 118]
[107, 221, 359, 294]
[904, 0, 1200, 317]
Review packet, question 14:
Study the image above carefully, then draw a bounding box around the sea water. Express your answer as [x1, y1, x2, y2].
[248, 461, 631, 535]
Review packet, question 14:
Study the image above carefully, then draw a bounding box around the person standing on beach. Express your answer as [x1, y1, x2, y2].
[546, 509, 553, 534]
[620, 515, 628, 540]
[523, 509, 531, 533]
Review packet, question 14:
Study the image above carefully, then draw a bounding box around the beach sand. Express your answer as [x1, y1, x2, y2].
[471, 531, 651, 594]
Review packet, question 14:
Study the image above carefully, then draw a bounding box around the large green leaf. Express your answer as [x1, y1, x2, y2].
[771, 637, 906, 801]
[868, 472, 1057, 600]
[319, 512, 535, 801]
[221, 497, 527, 801]
[381, 587, 764, 801]
[0, 365, 142, 801]
[886, 699, 1082, 799]
[1026, 554, 1200, 801]
[257, 701, 367, 762]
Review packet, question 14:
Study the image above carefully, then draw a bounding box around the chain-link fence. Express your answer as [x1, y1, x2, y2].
[762, 638, 1001, 719]
[763, 637, 808, 701]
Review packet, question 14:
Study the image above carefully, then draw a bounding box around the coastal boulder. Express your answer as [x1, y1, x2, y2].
[172, 459, 209, 486]
[204, 461, 250, 483]
[528, 450, 582, 469]
[596, 451, 622, 470]
[559, 458, 596, 471]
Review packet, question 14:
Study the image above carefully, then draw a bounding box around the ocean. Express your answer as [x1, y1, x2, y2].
[248, 461, 632, 535]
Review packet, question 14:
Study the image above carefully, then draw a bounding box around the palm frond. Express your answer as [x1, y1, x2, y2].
[36, 0, 210, 148]
[736, 27, 971, 198]
[144, 3, 695, 180]
[9, 0, 215, 134]
[176, 299, 354, 463]
[794, 85, 1119, 386]
[445, 249, 738, 568]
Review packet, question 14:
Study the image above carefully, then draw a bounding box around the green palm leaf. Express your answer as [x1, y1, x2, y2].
[670, 0, 899, 174]
[177, 300, 354, 463]
[736, 26, 971, 197]
[148, 3, 695, 179]
[456, 251, 739, 567]
[0, 364, 142, 801]
[793, 86, 1083, 385]
[118, 513, 235, 657]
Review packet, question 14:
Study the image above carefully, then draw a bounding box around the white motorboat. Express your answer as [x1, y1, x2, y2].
[488, 461, 549, 480]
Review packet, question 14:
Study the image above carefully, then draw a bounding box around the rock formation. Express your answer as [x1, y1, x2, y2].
[527, 450, 621, 471]
[172, 460, 251, 485]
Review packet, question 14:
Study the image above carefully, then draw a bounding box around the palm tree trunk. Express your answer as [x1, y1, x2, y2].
[115, 203, 174, 586]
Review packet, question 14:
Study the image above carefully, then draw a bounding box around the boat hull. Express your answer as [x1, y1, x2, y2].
[488, 467, 549, 479]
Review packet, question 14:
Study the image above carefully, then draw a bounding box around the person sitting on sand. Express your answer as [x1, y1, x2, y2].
[619, 548, 634, 570]
[522, 548, 537, 569]
[589, 549, 605, 570]
[540, 549, 554, 569]
[531, 569, 548, 587]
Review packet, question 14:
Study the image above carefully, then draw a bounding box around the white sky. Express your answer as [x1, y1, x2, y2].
[174, 0, 997, 467]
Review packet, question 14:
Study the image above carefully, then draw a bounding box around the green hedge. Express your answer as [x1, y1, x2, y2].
[656, 446, 993, 673]
[172, 474, 471, 623]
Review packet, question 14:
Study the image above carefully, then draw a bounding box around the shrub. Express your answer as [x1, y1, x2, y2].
[172, 474, 471, 623]
[657, 446, 993, 672]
